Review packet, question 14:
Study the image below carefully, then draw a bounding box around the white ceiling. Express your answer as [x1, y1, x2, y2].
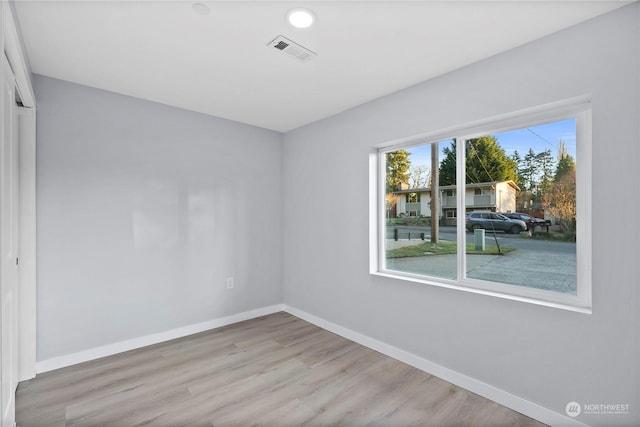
[14, 1, 631, 132]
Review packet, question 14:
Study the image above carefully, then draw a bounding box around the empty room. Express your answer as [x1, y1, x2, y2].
[1, 1, 639, 426]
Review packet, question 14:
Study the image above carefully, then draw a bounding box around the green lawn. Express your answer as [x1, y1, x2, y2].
[386, 240, 515, 259]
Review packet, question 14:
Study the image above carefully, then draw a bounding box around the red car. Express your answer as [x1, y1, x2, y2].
[501, 212, 549, 229]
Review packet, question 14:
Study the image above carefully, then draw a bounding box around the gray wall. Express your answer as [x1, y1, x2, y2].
[283, 5, 639, 427]
[35, 76, 283, 361]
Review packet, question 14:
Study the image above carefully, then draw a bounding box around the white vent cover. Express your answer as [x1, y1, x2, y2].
[267, 35, 317, 63]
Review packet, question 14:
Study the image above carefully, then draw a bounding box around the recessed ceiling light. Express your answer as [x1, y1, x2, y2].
[192, 3, 210, 16]
[286, 8, 316, 29]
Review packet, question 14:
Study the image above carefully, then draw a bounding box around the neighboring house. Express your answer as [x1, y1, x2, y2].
[393, 180, 520, 225]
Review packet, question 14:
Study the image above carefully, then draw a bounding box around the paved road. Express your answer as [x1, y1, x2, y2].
[387, 225, 574, 253]
[385, 226, 576, 294]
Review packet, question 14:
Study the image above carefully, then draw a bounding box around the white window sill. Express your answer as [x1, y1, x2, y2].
[371, 270, 592, 315]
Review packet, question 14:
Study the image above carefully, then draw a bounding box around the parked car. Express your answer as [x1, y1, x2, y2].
[465, 211, 528, 234]
[500, 212, 549, 229]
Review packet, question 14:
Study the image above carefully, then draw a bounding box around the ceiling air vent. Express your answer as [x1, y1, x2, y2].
[267, 35, 317, 63]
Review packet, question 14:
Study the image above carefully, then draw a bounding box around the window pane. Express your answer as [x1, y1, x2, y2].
[465, 118, 577, 295]
[384, 140, 457, 280]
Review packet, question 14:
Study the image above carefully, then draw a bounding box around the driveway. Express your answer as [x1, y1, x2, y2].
[384, 235, 576, 294]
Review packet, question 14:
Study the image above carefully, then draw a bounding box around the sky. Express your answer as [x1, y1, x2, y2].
[405, 118, 577, 175]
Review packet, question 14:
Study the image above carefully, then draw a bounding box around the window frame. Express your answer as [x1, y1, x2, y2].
[372, 98, 592, 313]
[406, 192, 420, 203]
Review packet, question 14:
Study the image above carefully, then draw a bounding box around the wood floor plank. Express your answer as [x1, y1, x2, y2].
[16, 312, 547, 426]
[251, 398, 317, 426]
[153, 358, 311, 426]
[65, 385, 193, 427]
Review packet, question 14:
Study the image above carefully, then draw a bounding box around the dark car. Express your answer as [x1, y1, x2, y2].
[465, 212, 528, 234]
[501, 212, 548, 229]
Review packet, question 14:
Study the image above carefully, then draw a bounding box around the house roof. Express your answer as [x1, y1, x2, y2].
[393, 180, 520, 194]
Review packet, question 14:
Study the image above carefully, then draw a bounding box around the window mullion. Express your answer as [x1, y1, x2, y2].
[456, 138, 466, 281]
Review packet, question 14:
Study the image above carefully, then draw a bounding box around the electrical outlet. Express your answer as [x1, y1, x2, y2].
[226, 277, 234, 289]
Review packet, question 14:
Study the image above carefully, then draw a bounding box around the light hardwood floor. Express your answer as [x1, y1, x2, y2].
[17, 312, 546, 426]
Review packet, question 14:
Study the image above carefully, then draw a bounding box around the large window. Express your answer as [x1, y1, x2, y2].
[375, 102, 591, 311]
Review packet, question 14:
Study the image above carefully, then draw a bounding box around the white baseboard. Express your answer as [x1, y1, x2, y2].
[36, 304, 285, 373]
[282, 304, 588, 427]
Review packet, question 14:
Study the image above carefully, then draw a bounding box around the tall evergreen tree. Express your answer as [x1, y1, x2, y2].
[519, 148, 538, 192]
[439, 136, 517, 185]
[511, 150, 522, 186]
[439, 142, 457, 186]
[535, 149, 555, 196]
[555, 140, 576, 181]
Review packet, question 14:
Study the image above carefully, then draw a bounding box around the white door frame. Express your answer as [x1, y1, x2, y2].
[17, 107, 35, 382]
[2, 0, 37, 385]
